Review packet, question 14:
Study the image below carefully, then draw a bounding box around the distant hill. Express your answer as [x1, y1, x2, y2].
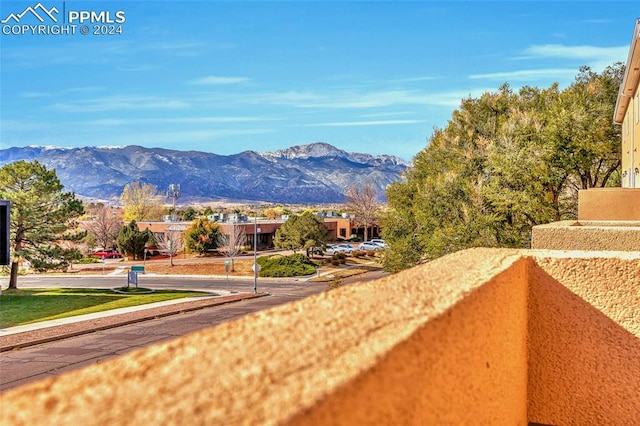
[0, 143, 409, 204]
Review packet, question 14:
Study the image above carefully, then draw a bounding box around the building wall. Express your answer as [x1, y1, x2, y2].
[577, 188, 640, 221]
[616, 19, 640, 187]
[138, 218, 358, 250]
[527, 252, 640, 425]
[289, 253, 529, 425]
[531, 219, 640, 250]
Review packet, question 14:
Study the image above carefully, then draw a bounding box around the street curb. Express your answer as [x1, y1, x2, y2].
[0, 292, 269, 353]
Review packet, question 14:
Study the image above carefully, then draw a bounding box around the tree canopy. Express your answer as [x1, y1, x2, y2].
[273, 212, 330, 256]
[382, 63, 624, 272]
[184, 218, 219, 255]
[120, 181, 164, 221]
[116, 220, 153, 260]
[0, 160, 85, 288]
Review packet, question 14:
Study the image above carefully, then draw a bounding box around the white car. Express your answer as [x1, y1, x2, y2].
[358, 242, 379, 251]
[320, 244, 348, 255]
[335, 244, 354, 254]
[370, 239, 387, 248]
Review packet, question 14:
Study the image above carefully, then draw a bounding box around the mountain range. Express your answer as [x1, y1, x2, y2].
[0, 143, 409, 204]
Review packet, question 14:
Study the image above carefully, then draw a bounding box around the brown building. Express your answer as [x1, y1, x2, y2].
[135, 214, 377, 252]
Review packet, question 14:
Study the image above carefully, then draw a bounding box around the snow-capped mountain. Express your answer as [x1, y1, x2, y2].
[0, 143, 409, 203]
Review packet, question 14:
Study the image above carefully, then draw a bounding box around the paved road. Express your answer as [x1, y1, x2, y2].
[14, 273, 295, 292]
[0, 271, 387, 392]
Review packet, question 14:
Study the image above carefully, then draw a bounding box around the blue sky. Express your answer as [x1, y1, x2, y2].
[1, 1, 638, 161]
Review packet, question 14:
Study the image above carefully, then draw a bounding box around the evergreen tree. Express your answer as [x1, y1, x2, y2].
[274, 212, 330, 256]
[116, 220, 152, 260]
[0, 160, 84, 289]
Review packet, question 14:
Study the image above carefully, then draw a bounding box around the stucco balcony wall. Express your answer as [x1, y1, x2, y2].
[531, 220, 640, 251]
[1, 249, 639, 425]
[578, 188, 640, 221]
[527, 251, 640, 425]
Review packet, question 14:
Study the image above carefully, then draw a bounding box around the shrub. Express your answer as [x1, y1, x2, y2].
[327, 275, 343, 290]
[258, 253, 319, 277]
[77, 257, 100, 264]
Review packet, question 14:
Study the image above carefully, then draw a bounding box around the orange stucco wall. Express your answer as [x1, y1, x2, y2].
[0, 249, 530, 425]
[578, 188, 640, 220]
[288, 253, 529, 425]
[526, 251, 640, 425]
[1, 249, 638, 425]
[531, 220, 640, 251]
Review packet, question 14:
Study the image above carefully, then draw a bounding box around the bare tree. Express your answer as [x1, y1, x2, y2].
[345, 183, 380, 241]
[217, 221, 246, 272]
[82, 204, 122, 250]
[155, 228, 184, 266]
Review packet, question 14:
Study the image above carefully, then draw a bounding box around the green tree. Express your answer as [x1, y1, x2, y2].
[0, 160, 84, 289]
[382, 64, 624, 272]
[116, 220, 152, 260]
[273, 212, 330, 256]
[184, 218, 219, 255]
[555, 64, 624, 189]
[179, 206, 198, 221]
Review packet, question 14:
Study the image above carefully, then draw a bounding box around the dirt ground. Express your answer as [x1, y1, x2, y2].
[143, 258, 255, 276]
[58, 253, 383, 281]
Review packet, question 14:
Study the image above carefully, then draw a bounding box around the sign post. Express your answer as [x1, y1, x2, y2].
[224, 260, 231, 287]
[127, 271, 138, 289]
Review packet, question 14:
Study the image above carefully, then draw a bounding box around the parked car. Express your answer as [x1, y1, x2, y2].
[335, 244, 354, 254]
[325, 244, 349, 255]
[370, 239, 387, 248]
[312, 244, 351, 256]
[92, 249, 121, 259]
[358, 242, 379, 251]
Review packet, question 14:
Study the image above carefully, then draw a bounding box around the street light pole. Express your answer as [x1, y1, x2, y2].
[253, 215, 258, 294]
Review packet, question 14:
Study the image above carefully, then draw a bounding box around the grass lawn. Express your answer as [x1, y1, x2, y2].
[0, 288, 211, 328]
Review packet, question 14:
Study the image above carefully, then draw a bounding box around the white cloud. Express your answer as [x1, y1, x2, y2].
[20, 91, 51, 98]
[190, 75, 250, 85]
[389, 76, 439, 83]
[51, 95, 190, 112]
[469, 68, 578, 81]
[103, 129, 276, 146]
[86, 116, 276, 127]
[520, 44, 628, 68]
[235, 89, 484, 109]
[308, 119, 425, 127]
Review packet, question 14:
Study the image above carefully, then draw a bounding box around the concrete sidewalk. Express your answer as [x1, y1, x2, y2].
[0, 290, 267, 352]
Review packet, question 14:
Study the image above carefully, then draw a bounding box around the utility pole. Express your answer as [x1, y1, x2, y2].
[252, 214, 262, 294]
[166, 184, 180, 222]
